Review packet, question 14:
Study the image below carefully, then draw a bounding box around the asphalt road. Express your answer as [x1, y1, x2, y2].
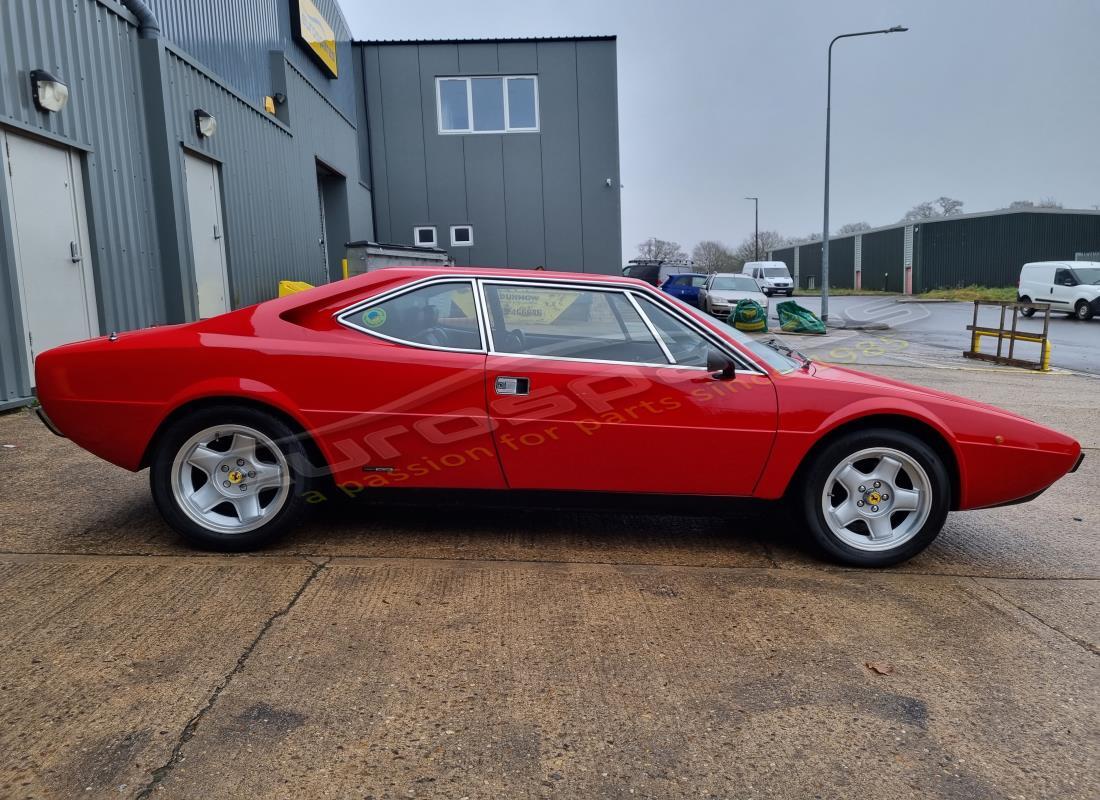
[763, 295, 1100, 374]
[0, 353, 1097, 799]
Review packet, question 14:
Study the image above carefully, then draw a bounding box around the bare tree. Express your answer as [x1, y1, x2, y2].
[901, 201, 938, 222]
[1037, 196, 1063, 209]
[733, 230, 787, 266]
[935, 196, 964, 216]
[901, 197, 964, 222]
[836, 221, 872, 235]
[636, 237, 687, 262]
[691, 240, 737, 273]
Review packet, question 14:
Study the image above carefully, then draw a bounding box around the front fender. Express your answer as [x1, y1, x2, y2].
[752, 390, 966, 503]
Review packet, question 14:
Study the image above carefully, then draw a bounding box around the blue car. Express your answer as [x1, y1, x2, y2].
[661, 272, 708, 307]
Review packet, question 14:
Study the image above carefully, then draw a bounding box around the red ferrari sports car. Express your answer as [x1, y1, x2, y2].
[35, 267, 1082, 566]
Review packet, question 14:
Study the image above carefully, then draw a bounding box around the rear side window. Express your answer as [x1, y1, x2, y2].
[339, 281, 482, 351]
[483, 284, 668, 365]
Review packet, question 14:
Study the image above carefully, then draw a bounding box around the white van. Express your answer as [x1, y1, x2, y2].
[742, 261, 794, 296]
[1018, 261, 1100, 320]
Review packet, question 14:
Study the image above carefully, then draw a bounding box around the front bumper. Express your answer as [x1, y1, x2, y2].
[36, 405, 65, 437]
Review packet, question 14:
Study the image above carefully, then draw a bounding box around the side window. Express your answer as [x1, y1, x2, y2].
[483, 284, 668, 365]
[1054, 268, 1075, 286]
[634, 295, 710, 367]
[339, 281, 482, 351]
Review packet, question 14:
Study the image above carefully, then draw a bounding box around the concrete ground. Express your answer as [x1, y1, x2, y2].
[0, 350, 1097, 799]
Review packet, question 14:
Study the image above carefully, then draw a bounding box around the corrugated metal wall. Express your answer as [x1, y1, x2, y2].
[770, 247, 796, 276]
[861, 227, 905, 292]
[0, 0, 373, 404]
[796, 242, 821, 289]
[915, 212, 1100, 291]
[0, 0, 160, 404]
[147, 0, 357, 120]
[824, 236, 855, 289]
[162, 46, 372, 307]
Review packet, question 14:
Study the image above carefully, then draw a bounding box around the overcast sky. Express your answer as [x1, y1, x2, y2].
[342, 0, 1100, 261]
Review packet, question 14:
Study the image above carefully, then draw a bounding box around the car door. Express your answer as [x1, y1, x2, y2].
[1051, 268, 1076, 308]
[480, 280, 778, 495]
[321, 278, 506, 490]
[662, 274, 691, 302]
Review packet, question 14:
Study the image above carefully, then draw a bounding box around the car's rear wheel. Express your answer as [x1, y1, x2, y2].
[1075, 300, 1094, 321]
[150, 406, 311, 550]
[800, 429, 950, 566]
[1019, 297, 1036, 317]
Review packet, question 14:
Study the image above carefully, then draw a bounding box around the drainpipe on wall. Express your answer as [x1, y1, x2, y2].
[119, 0, 161, 38]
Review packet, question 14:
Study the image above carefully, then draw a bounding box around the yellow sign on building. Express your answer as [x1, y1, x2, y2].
[292, 0, 338, 78]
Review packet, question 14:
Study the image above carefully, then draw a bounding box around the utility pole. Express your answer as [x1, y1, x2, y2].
[745, 196, 759, 261]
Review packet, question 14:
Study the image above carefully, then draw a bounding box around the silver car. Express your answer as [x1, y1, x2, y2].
[698, 273, 770, 320]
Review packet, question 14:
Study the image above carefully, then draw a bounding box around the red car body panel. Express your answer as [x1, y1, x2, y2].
[34, 267, 1081, 511]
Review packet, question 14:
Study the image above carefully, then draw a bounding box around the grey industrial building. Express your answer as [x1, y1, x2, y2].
[0, 0, 621, 409]
[768, 208, 1100, 294]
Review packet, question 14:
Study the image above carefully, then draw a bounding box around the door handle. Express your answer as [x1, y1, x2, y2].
[69, 241, 82, 263]
[495, 376, 530, 396]
[213, 224, 222, 240]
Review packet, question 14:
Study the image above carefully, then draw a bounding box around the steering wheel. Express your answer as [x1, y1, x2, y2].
[422, 327, 450, 348]
[506, 328, 527, 352]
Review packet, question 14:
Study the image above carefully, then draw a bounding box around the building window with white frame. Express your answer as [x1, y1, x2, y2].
[413, 226, 437, 247]
[450, 225, 473, 247]
[437, 76, 539, 134]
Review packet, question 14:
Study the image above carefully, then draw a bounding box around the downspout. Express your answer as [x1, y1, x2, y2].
[119, 0, 161, 38]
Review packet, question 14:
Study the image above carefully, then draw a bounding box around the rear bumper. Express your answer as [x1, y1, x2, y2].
[35, 406, 65, 438]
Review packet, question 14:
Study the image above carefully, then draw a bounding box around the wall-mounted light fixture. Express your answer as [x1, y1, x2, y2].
[193, 108, 217, 138]
[30, 69, 69, 113]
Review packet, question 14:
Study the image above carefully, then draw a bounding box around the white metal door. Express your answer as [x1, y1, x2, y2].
[182, 151, 229, 318]
[1, 131, 98, 373]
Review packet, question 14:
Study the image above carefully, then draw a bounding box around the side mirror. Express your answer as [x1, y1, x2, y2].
[1063, 279, 1076, 286]
[707, 348, 735, 381]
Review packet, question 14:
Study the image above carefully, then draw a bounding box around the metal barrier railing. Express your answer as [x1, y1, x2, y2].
[964, 300, 1052, 371]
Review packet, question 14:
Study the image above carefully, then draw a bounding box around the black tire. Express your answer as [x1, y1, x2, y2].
[1019, 297, 1036, 318]
[150, 405, 312, 550]
[1075, 300, 1094, 321]
[799, 428, 950, 567]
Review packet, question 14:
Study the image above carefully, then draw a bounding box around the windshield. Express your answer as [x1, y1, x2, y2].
[1073, 267, 1100, 284]
[676, 299, 798, 373]
[710, 275, 759, 292]
[763, 267, 789, 277]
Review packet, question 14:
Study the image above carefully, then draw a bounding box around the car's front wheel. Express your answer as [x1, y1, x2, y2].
[800, 429, 950, 566]
[150, 406, 312, 550]
[1075, 300, 1094, 321]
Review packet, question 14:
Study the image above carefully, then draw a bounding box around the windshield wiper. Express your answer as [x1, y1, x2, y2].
[763, 337, 813, 369]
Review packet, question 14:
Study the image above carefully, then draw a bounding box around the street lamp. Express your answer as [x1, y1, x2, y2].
[821, 24, 907, 321]
[745, 197, 759, 262]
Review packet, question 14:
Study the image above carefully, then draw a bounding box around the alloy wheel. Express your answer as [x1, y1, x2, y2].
[820, 447, 933, 552]
[170, 424, 291, 534]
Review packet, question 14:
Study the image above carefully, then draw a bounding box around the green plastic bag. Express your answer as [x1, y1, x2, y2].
[729, 298, 768, 332]
[776, 300, 826, 334]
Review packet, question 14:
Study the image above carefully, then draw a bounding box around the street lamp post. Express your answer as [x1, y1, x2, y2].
[822, 25, 907, 322]
[745, 197, 759, 261]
